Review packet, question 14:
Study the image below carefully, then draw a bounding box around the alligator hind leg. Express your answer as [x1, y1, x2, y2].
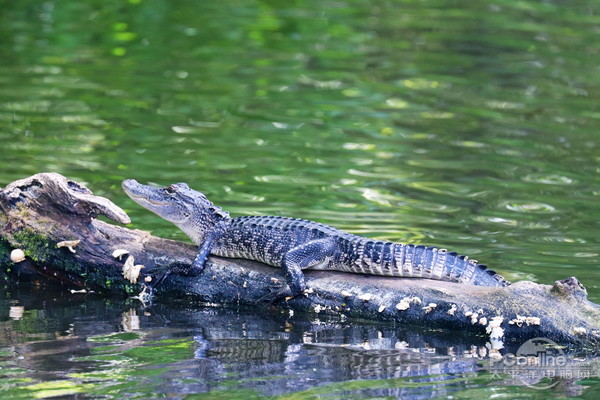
[284, 237, 337, 295]
[260, 237, 336, 303]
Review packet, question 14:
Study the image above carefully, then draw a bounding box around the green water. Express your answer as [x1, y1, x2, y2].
[1, 0, 599, 398]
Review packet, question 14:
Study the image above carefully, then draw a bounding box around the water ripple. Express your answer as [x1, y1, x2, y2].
[522, 174, 575, 185]
[501, 200, 556, 214]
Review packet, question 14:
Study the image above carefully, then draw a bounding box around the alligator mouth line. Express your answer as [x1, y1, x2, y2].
[127, 193, 170, 207]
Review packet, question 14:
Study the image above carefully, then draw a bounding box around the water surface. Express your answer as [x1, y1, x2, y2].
[1, 0, 599, 398]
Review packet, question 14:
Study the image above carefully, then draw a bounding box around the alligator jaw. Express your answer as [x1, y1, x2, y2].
[122, 180, 169, 207]
[122, 179, 172, 207]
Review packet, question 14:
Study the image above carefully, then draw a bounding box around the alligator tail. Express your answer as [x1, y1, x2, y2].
[393, 243, 510, 287]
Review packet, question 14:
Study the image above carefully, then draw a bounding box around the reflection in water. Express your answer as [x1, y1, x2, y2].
[0, 288, 597, 399]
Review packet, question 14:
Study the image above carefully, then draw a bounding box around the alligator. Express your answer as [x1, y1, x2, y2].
[122, 179, 510, 299]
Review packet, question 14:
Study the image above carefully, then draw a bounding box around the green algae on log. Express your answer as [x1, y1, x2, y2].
[0, 173, 599, 347]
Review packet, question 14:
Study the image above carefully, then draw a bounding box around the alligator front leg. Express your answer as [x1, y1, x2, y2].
[261, 237, 337, 303]
[179, 221, 230, 275]
[152, 236, 214, 288]
[191, 236, 214, 273]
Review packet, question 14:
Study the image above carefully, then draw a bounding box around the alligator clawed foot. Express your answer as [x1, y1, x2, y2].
[257, 287, 294, 306]
[145, 260, 197, 292]
[169, 261, 204, 277]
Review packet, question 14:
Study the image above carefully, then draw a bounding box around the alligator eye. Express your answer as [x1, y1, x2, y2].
[164, 185, 176, 195]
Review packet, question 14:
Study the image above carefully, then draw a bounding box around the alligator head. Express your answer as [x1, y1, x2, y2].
[122, 179, 229, 244]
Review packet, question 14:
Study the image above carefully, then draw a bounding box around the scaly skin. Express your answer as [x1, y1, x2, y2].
[122, 180, 510, 298]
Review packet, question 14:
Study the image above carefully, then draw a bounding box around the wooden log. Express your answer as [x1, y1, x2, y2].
[1, 173, 599, 348]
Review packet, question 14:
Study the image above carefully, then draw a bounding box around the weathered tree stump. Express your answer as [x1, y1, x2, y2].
[1, 173, 599, 347]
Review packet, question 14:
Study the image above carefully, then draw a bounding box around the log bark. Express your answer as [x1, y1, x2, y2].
[1, 173, 599, 347]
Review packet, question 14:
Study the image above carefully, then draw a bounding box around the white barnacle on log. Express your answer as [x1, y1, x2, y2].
[341, 290, 353, 297]
[509, 315, 525, 327]
[10, 249, 26, 263]
[573, 327, 587, 335]
[422, 303, 437, 314]
[486, 316, 505, 340]
[471, 314, 479, 325]
[378, 305, 386, 313]
[122, 255, 144, 284]
[395, 296, 422, 311]
[447, 304, 457, 316]
[464, 311, 479, 325]
[56, 240, 81, 253]
[508, 314, 540, 327]
[479, 317, 488, 326]
[112, 249, 129, 260]
[395, 299, 410, 311]
[358, 293, 372, 302]
[122, 255, 134, 273]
